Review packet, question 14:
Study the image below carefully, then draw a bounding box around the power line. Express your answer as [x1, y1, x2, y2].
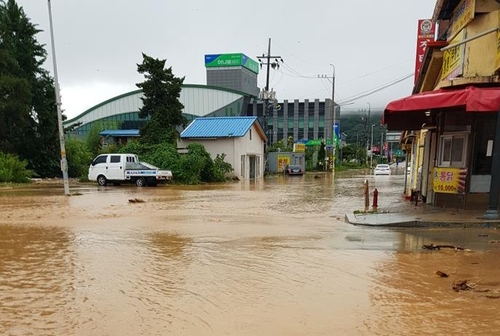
[338, 73, 413, 104]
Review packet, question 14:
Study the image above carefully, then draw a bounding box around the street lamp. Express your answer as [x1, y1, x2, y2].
[370, 124, 375, 170]
[47, 0, 70, 195]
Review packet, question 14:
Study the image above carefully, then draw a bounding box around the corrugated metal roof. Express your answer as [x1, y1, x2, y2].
[100, 129, 140, 137]
[180, 117, 259, 138]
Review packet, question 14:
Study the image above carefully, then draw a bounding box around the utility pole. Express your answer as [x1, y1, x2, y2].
[257, 38, 282, 145]
[370, 124, 375, 170]
[380, 130, 384, 162]
[47, 0, 70, 195]
[365, 102, 371, 167]
[318, 64, 335, 171]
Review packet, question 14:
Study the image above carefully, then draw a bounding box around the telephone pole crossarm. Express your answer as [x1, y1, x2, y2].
[257, 38, 282, 143]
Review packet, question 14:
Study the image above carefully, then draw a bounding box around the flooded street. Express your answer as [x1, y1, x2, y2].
[1, 172, 500, 335]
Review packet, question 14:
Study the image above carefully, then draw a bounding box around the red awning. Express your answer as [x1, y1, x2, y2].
[383, 86, 500, 130]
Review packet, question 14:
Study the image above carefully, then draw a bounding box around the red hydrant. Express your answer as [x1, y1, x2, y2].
[372, 188, 378, 212]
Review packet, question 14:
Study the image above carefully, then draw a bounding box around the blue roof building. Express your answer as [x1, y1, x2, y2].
[178, 117, 266, 180]
[180, 117, 267, 141]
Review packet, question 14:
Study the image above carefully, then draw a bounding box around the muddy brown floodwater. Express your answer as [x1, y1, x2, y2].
[1, 172, 500, 335]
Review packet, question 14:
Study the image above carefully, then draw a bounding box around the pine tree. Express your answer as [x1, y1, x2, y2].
[136, 53, 186, 145]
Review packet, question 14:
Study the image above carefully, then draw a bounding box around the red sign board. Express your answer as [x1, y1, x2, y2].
[414, 19, 436, 84]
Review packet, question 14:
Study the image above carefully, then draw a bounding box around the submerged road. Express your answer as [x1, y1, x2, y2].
[1, 172, 500, 335]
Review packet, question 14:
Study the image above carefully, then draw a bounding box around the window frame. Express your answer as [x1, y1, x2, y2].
[438, 132, 467, 168]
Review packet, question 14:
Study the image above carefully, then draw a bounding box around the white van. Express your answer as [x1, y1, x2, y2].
[88, 153, 172, 186]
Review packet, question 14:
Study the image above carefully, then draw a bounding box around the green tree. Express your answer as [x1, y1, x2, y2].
[266, 136, 294, 153]
[0, 0, 62, 176]
[65, 138, 93, 179]
[86, 123, 103, 156]
[136, 53, 186, 145]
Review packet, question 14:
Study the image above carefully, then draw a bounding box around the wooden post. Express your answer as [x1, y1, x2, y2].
[364, 179, 370, 212]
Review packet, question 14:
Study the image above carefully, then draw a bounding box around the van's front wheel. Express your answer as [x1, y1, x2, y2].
[97, 175, 107, 186]
[135, 177, 146, 187]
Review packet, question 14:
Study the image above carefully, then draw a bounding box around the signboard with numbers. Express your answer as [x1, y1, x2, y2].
[433, 167, 467, 194]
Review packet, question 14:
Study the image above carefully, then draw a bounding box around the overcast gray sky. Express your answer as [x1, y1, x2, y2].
[15, 0, 437, 119]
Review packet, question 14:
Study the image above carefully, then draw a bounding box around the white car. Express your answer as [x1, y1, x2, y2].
[374, 164, 391, 175]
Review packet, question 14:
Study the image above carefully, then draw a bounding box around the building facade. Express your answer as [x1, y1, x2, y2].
[384, 0, 500, 214]
[178, 117, 266, 180]
[247, 99, 335, 147]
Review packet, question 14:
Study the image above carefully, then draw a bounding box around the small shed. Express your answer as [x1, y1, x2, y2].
[178, 117, 267, 179]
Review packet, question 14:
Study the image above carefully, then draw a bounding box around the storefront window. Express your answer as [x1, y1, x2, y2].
[439, 133, 466, 167]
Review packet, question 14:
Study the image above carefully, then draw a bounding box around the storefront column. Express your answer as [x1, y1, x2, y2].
[485, 110, 500, 219]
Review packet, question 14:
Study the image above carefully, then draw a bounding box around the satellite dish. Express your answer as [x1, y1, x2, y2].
[276, 104, 281, 110]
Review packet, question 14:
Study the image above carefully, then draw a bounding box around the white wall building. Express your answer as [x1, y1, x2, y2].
[178, 117, 266, 179]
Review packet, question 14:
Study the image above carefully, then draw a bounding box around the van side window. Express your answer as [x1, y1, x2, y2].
[93, 155, 108, 165]
[110, 155, 121, 163]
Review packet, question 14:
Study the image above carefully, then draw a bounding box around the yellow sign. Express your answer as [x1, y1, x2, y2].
[449, 0, 475, 41]
[277, 155, 290, 172]
[433, 167, 467, 194]
[441, 30, 465, 80]
[495, 11, 500, 71]
[293, 143, 306, 153]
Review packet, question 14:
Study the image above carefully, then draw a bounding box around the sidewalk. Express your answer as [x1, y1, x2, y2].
[345, 201, 500, 228]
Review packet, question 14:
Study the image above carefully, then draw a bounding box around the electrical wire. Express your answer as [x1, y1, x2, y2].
[273, 41, 325, 67]
[337, 59, 413, 87]
[338, 72, 413, 104]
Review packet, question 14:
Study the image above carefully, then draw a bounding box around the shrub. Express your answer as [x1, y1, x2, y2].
[118, 140, 233, 184]
[65, 138, 93, 179]
[213, 153, 233, 182]
[0, 152, 32, 183]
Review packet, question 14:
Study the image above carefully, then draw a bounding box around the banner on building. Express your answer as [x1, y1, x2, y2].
[495, 11, 500, 72]
[433, 167, 467, 194]
[441, 30, 466, 81]
[204, 53, 259, 74]
[448, 0, 475, 41]
[333, 122, 340, 145]
[414, 19, 436, 84]
[293, 143, 306, 153]
[277, 155, 290, 172]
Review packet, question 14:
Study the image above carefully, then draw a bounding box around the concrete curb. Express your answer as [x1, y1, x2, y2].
[345, 213, 500, 229]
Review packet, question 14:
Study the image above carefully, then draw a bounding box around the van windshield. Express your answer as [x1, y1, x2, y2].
[92, 155, 107, 165]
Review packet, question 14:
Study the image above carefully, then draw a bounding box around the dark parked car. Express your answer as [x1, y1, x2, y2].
[284, 165, 304, 175]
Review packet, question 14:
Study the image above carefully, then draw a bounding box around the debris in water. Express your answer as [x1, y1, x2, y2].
[485, 294, 500, 299]
[452, 279, 476, 292]
[129, 198, 145, 203]
[435, 271, 449, 278]
[422, 243, 464, 251]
